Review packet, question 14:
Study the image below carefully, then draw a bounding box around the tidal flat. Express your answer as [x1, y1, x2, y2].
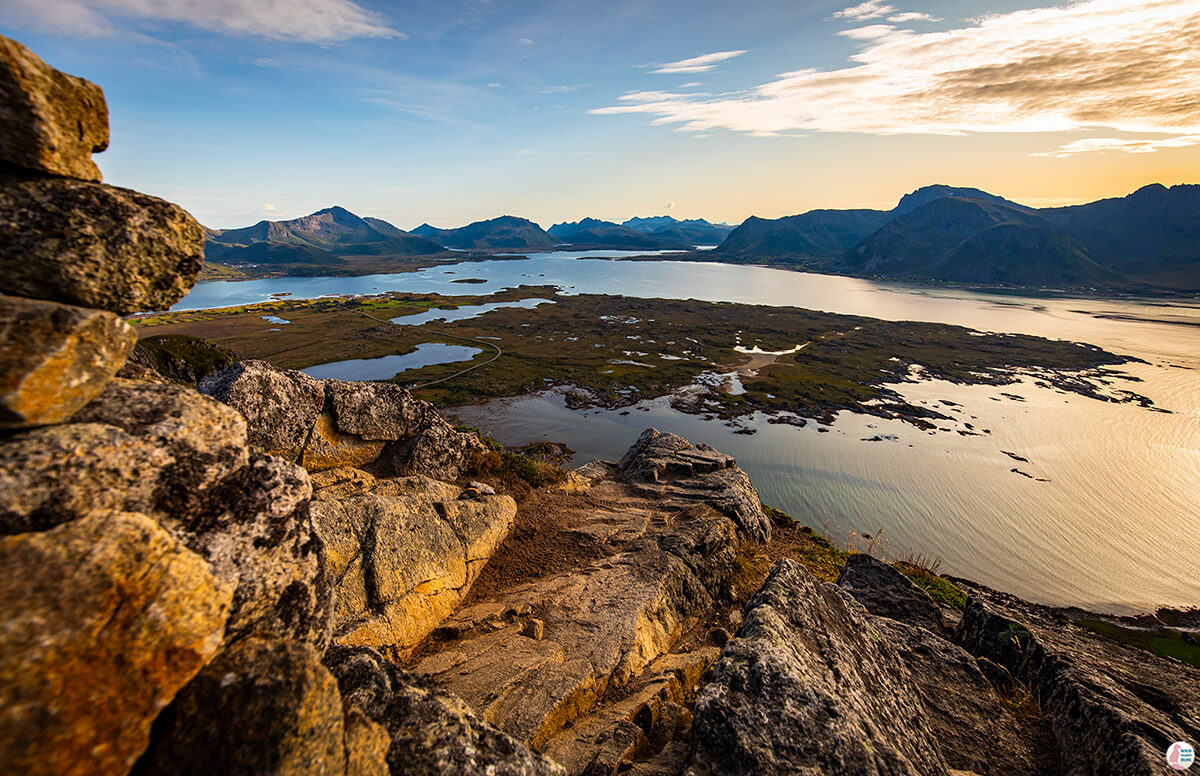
[135, 287, 1150, 426]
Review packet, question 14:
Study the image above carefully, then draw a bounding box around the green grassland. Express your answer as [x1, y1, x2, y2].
[136, 288, 1145, 423]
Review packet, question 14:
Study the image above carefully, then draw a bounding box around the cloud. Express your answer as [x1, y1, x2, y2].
[649, 50, 747, 75]
[1033, 134, 1200, 157]
[662, 202, 675, 209]
[262, 203, 277, 211]
[5, 0, 400, 42]
[887, 11, 936, 22]
[594, 0, 1200, 141]
[833, 1, 896, 20]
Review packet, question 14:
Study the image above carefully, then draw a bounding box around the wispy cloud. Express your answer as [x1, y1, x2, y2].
[649, 50, 747, 75]
[5, 0, 400, 42]
[887, 11, 937, 22]
[833, 1, 896, 20]
[1033, 135, 1200, 157]
[595, 0, 1200, 142]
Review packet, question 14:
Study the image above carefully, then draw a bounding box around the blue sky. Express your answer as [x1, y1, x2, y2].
[3, 0, 1198, 230]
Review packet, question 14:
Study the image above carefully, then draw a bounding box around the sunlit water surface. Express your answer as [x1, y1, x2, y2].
[177, 257, 1200, 613]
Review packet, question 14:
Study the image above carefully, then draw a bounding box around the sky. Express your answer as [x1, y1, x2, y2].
[2, 0, 1199, 230]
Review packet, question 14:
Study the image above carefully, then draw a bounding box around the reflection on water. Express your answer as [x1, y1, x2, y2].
[390, 298, 552, 326]
[176, 255, 1200, 612]
[301, 343, 480, 381]
[447, 365, 1200, 615]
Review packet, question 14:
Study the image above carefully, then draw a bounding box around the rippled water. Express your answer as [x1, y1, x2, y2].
[179, 256, 1200, 613]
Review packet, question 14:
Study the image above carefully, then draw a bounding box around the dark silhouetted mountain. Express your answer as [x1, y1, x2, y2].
[622, 216, 733, 245]
[933, 224, 1122, 286]
[411, 216, 558, 251]
[548, 218, 691, 250]
[206, 206, 444, 259]
[716, 182, 1199, 290]
[892, 184, 1027, 216]
[1040, 184, 1200, 282]
[837, 197, 1054, 277]
[717, 210, 891, 257]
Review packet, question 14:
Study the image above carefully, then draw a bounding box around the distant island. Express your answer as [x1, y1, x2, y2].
[200, 183, 1200, 293]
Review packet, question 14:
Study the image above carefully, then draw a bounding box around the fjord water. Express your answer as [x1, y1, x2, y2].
[177, 256, 1200, 613]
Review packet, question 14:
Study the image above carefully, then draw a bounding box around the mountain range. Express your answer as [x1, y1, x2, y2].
[719, 184, 1200, 290]
[205, 206, 443, 264]
[203, 185, 1198, 291]
[411, 216, 559, 251]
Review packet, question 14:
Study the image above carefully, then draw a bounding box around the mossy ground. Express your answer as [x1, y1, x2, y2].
[1078, 618, 1200, 669]
[136, 288, 1140, 424]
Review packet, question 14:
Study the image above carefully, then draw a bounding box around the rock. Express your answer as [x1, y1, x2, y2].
[0, 35, 108, 181]
[198, 360, 323, 462]
[617, 428, 770, 543]
[324, 645, 566, 776]
[193, 452, 334, 649]
[302, 411, 387, 471]
[70, 379, 249, 516]
[0, 380, 334, 648]
[872, 616, 1050, 776]
[837, 552, 946, 633]
[687, 559, 949, 776]
[415, 432, 769, 753]
[955, 585, 1200, 776]
[134, 636, 346, 776]
[309, 478, 516, 659]
[343, 708, 390, 776]
[0, 293, 135, 429]
[0, 511, 231, 776]
[0, 422, 172, 534]
[200, 360, 485, 478]
[0, 174, 203, 314]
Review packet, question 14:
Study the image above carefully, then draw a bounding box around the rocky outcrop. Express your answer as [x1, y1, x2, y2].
[325, 646, 566, 776]
[0, 34, 562, 776]
[0, 379, 333, 649]
[0, 293, 135, 429]
[955, 584, 1200, 776]
[617, 428, 770, 543]
[134, 636, 353, 776]
[199, 360, 485, 477]
[872, 617, 1052, 776]
[837, 552, 946, 634]
[687, 559, 950, 776]
[415, 432, 767, 755]
[309, 468, 517, 659]
[0, 36, 108, 181]
[0, 174, 204, 314]
[0, 511, 231, 776]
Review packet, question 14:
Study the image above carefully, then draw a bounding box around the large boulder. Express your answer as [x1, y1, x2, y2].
[0, 380, 334, 648]
[199, 360, 486, 478]
[837, 552, 946, 634]
[0, 174, 204, 314]
[687, 559, 949, 776]
[0, 293, 135, 429]
[617, 428, 770, 543]
[325, 645, 566, 776]
[309, 471, 516, 659]
[0, 35, 108, 182]
[199, 360, 324, 461]
[133, 636, 351, 776]
[955, 585, 1200, 776]
[0, 510, 231, 776]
